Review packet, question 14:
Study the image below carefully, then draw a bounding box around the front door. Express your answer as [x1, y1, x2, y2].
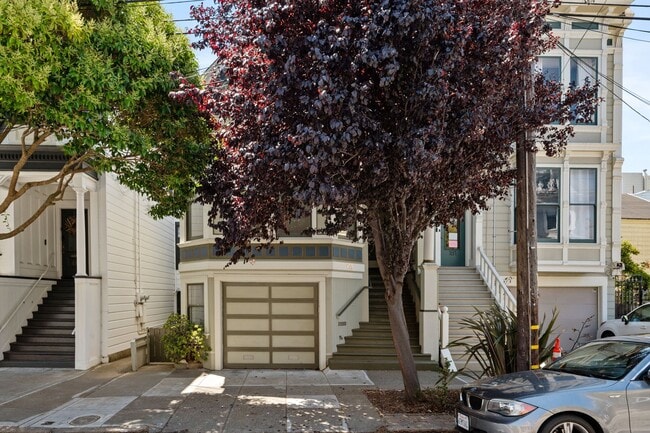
[61, 209, 87, 278]
[441, 218, 465, 266]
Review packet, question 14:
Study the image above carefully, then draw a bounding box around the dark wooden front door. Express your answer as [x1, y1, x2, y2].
[61, 209, 87, 278]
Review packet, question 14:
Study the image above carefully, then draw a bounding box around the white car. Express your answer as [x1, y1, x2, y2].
[597, 302, 650, 338]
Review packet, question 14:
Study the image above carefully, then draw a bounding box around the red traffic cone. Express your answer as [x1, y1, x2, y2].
[551, 337, 562, 361]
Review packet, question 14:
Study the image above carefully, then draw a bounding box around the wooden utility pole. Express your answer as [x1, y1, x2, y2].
[516, 74, 539, 371]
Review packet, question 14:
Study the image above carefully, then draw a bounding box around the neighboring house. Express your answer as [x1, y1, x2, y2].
[621, 193, 650, 267]
[622, 170, 649, 194]
[177, 3, 632, 370]
[0, 130, 177, 369]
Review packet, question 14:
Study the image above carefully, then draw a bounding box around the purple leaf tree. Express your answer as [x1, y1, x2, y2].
[174, 0, 597, 401]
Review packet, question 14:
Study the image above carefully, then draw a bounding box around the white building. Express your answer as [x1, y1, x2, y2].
[0, 131, 177, 369]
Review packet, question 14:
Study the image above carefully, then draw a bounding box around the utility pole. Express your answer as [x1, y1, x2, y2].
[516, 73, 539, 371]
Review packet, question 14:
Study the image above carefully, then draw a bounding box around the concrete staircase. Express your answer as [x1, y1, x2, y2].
[328, 269, 437, 370]
[438, 267, 494, 372]
[0, 279, 75, 368]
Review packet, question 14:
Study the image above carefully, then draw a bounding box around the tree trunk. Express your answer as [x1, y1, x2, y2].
[385, 277, 421, 402]
[370, 226, 421, 400]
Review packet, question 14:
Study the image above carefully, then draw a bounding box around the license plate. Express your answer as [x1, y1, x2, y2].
[456, 412, 470, 431]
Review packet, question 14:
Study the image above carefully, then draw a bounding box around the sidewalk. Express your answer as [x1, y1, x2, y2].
[0, 359, 462, 433]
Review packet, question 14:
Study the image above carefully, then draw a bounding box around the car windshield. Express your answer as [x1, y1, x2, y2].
[545, 340, 650, 380]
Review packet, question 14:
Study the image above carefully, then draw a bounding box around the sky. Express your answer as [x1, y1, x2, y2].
[162, 1, 650, 175]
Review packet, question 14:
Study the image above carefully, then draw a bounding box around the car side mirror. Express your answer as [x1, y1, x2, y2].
[646, 370, 650, 382]
[622, 315, 629, 325]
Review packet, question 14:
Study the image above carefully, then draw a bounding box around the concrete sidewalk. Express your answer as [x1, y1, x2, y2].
[0, 360, 461, 433]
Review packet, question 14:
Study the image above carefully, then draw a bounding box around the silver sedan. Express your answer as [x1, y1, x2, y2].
[456, 336, 650, 433]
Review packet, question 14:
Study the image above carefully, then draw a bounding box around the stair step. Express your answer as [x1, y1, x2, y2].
[0, 360, 74, 368]
[2, 351, 75, 362]
[22, 326, 74, 336]
[17, 335, 75, 344]
[343, 336, 419, 345]
[335, 344, 422, 355]
[27, 319, 75, 328]
[328, 354, 437, 371]
[9, 343, 74, 353]
[32, 312, 75, 320]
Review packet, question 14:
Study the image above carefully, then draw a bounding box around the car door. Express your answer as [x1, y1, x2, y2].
[622, 304, 650, 336]
[626, 368, 650, 433]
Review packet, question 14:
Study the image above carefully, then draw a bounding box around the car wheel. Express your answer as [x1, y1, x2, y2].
[539, 415, 596, 433]
[601, 330, 615, 338]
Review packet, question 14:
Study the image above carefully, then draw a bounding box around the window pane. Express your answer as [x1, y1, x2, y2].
[187, 202, 203, 240]
[570, 169, 596, 203]
[570, 58, 597, 125]
[537, 205, 560, 241]
[536, 168, 560, 204]
[569, 205, 595, 241]
[536, 57, 561, 82]
[189, 307, 204, 326]
[284, 214, 312, 237]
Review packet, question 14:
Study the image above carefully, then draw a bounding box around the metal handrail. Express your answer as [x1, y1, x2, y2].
[476, 246, 516, 312]
[0, 252, 56, 336]
[336, 285, 370, 318]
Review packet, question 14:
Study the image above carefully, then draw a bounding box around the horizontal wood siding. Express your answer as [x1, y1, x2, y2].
[104, 175, 176, 357]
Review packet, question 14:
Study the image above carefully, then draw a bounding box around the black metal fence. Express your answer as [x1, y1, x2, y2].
[615, 275, 649, 318]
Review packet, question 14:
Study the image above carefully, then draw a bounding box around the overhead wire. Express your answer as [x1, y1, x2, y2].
[551, 4, 650, 125]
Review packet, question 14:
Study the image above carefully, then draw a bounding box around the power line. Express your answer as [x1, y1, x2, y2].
[551, 13, 650, 35]
[554, 12, 650, 21]
[560, 1, 650, 6]
[556, 42, 650, 124]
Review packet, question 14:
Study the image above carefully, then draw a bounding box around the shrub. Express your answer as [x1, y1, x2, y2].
[451, 303, 558, 378]
[161, 314, 210, 363]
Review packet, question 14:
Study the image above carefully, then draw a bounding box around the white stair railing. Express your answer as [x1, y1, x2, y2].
[476, 247, 516, 312]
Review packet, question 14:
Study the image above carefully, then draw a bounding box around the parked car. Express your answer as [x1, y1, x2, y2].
[456, 336, 650, 433]
[597, 302, 650, 338]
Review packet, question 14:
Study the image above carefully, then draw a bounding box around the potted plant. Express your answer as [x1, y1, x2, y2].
[161, 313, 210, 368]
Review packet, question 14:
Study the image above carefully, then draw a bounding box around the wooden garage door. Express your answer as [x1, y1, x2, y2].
[223, 284, 318, 368]
[539, 287, 598, 349]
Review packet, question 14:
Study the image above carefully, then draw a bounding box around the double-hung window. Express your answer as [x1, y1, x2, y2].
[187, 283, 205, 326]
[570, 57, 598, 125]
[186, 202, 204, 240]
[569, 168, 597, 242]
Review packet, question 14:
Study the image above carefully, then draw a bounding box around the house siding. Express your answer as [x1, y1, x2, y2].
[621, 220, 650, 266]
[102, 175, 176, 358]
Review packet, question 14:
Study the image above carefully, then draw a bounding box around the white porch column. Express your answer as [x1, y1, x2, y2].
[73, 186, 87, 277]
[474, 213, 484, 267]
[419, 262, 440, 363]
[423, 227, 435, 262]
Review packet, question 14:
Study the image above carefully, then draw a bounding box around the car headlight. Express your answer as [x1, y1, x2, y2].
[487, 399, 537, 417]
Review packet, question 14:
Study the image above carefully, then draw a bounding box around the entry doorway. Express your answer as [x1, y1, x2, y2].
[441, 218, 465, 266]
[61, 209, 88, 278]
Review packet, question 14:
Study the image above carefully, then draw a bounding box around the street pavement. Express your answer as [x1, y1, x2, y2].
[0, 359, 466, 433]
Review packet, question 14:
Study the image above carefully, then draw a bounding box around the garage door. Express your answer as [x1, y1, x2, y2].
[539, 287, 598, 350]
[223, 284, 318, 368]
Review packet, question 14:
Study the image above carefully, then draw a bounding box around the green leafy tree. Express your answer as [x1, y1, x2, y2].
[0, 0, 211, 239]
[621, 240, 650, 288]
